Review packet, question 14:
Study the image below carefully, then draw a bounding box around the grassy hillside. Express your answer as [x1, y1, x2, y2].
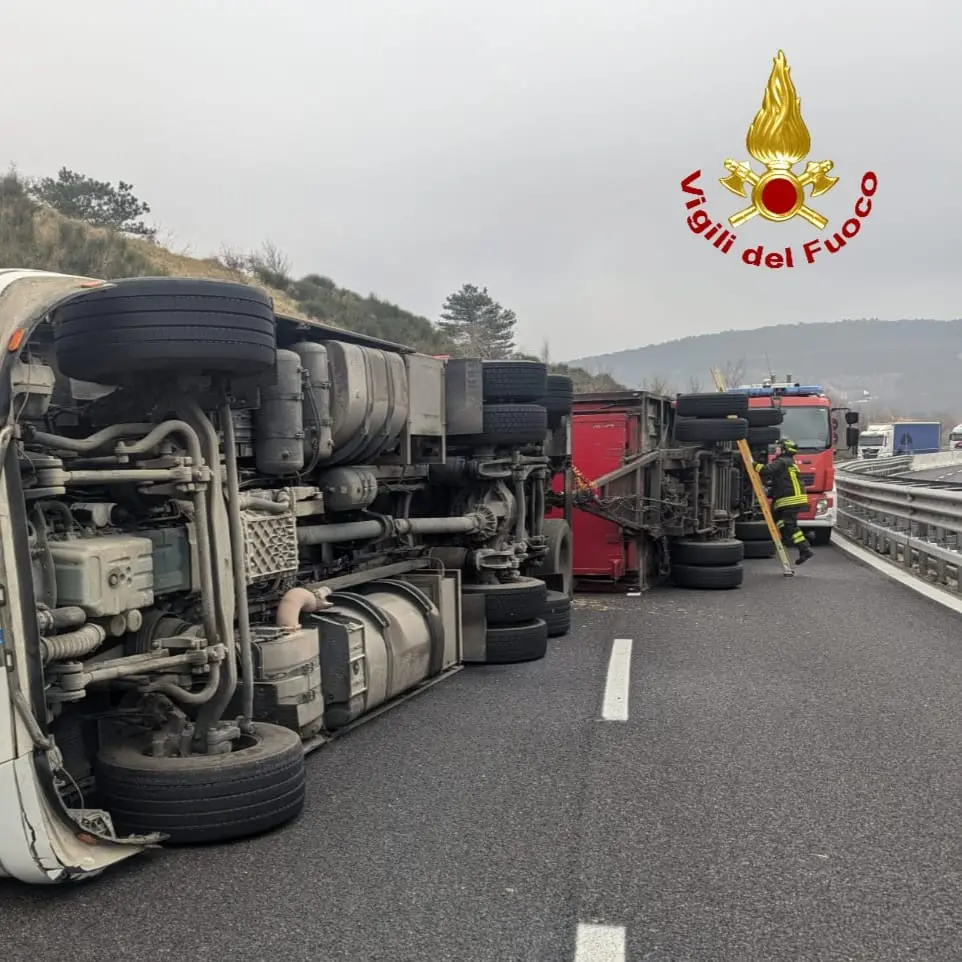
[0, 170, 621, 392]
[572, 319, 962, 419]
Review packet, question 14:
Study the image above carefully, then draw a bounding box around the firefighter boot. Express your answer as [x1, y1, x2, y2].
[797, 541, 814, 565]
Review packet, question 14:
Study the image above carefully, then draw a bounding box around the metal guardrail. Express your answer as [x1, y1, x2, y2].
[836, 456, 962, 593]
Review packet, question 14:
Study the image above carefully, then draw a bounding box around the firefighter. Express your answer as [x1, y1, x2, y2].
[755, 438, 815, 565]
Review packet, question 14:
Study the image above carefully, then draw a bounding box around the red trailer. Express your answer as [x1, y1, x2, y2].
[547, 390, 738, 591]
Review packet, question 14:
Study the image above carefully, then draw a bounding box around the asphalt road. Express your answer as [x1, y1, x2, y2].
[903, 465, 962, 483]
[3, 546, 961, 961]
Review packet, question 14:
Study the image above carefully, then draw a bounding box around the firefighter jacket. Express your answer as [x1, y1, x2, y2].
[754, 453, 809, 510]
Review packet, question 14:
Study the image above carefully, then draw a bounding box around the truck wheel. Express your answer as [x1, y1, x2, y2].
[95, 722, 305, 844]
[541, 375, 574, 422]
[735, 519, 770, 541]
[809, 528, 832, 546]
[746, 408, 783, 427]
[531, 518, 573, 595]
[483, 619, 548, 664]
[743, 539, 776, 559]
[746, 425, 781, 446]
[674, 416, 748, 443]
[463, 577, 547, 626]
[675, 392, 749, 418]
[454, 403, 548, 446]
[482, 360, 547, 402]
[669, 538, 744, 566]
[52, 278, 277, 384]
[670, 563, 744, 590]
[544, 590, 572, 638]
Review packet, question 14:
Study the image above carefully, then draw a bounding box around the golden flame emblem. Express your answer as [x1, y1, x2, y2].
[720, 51, 838, 229]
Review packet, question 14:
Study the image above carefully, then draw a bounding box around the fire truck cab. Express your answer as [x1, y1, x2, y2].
[733, 378, 837, 545]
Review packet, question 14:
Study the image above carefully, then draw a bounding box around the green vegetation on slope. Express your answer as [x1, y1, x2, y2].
[1, 166, 623, 392]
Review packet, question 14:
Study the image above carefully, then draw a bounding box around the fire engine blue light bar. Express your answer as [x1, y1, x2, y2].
[727, 385, 824, 397]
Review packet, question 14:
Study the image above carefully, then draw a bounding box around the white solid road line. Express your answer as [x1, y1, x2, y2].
[574, 923, 627, 961]
[601, 638, 633, 721]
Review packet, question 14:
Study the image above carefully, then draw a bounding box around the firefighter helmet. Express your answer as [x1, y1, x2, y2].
[778, 438, 799, 454]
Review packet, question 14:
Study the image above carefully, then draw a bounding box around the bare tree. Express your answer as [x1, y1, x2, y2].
[216, 244, 250, 274]
[151, 222, 193, 256]
[539, 339, 551, 364]
[719, 358, 745, 389]
[643, 376, 674, 395]
[257, 239, 292, 277]
[687, 375, 703, 393]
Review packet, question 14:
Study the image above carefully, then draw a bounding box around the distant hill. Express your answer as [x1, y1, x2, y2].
[570, 319, 962, 417]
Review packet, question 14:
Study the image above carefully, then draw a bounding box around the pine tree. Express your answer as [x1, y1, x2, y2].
[439, 283, 517, 358]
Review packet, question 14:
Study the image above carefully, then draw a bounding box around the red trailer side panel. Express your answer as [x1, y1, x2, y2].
[567, 411, 635, 579]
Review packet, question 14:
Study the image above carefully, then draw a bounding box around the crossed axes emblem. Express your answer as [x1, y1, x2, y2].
[720, 159, 838, 230]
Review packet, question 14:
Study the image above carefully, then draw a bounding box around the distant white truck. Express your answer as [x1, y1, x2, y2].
[950, 423, 962, 450]
[857, 420, 942, 459]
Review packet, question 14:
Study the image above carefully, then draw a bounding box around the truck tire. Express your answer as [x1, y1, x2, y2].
[53, 278, 277, 384]
[675, 392, 748, 418]
[482, 360, 547, 403]
[746, 408, 783, 427]
[674, 416, 748, 443]
[454, 403, 548, 446]
[95, 722, 305, 844]
[735, 519, 770, 541]
[530, 518, 573, 595]
[743, 539, 776, 559]
[808, 528, 832, 546]
[669, 538, 744, 566]
[483, 619, 548, 664]
[542, 375, 574, 420]
[747, 425, 781, 447]
[670, 563, 744, 590]
[544, 590, 572, 638]
[463, 577, 547, 626]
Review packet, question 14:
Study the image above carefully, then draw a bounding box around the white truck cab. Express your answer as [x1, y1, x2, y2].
[856, 423, 893, 459]
[949, 423, 962, 450]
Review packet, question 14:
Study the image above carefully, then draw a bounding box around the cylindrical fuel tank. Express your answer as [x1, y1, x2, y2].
[305, 579, 444, 730]
[253, 349, 305, 475]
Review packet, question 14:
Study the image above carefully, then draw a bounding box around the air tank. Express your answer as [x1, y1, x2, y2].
[253, 349, 305, 476]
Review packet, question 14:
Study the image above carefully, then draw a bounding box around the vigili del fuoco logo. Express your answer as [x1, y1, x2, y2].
[680, 50, 877, 269]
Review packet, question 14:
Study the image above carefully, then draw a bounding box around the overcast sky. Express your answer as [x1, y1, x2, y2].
[1, 0, 954, 360]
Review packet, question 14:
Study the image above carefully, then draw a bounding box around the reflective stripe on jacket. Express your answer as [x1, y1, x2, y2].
[757, 454, 808, 509]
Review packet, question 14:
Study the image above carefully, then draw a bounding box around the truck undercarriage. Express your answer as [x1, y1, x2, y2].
[0, 271, 749, 883]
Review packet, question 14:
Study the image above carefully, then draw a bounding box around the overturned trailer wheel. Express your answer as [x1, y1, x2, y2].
[462, 577, 551, 664]
[669, 538, 744, 590]
[452, 403, 548, 447]
[462, 576, 547, 626]
[675, 392, 748, 418]
[674, 416, 748, 443]
[736, 519, 776, 559]
[52, 277, 278, 383]
[483, 619, 549, 664]
[95, 722, 306, 845]
[541, 374, 574, 427]
[746, 425, 781, 447]
[481, 360, 548, 402]
[746, 407, 784, 427]
[544, 590, 572, 638]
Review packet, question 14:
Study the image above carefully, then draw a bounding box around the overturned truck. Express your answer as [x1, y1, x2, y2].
[0, 271, 741, 885]
[0, 271, 574, 883]
[558, 389, 750, 591]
